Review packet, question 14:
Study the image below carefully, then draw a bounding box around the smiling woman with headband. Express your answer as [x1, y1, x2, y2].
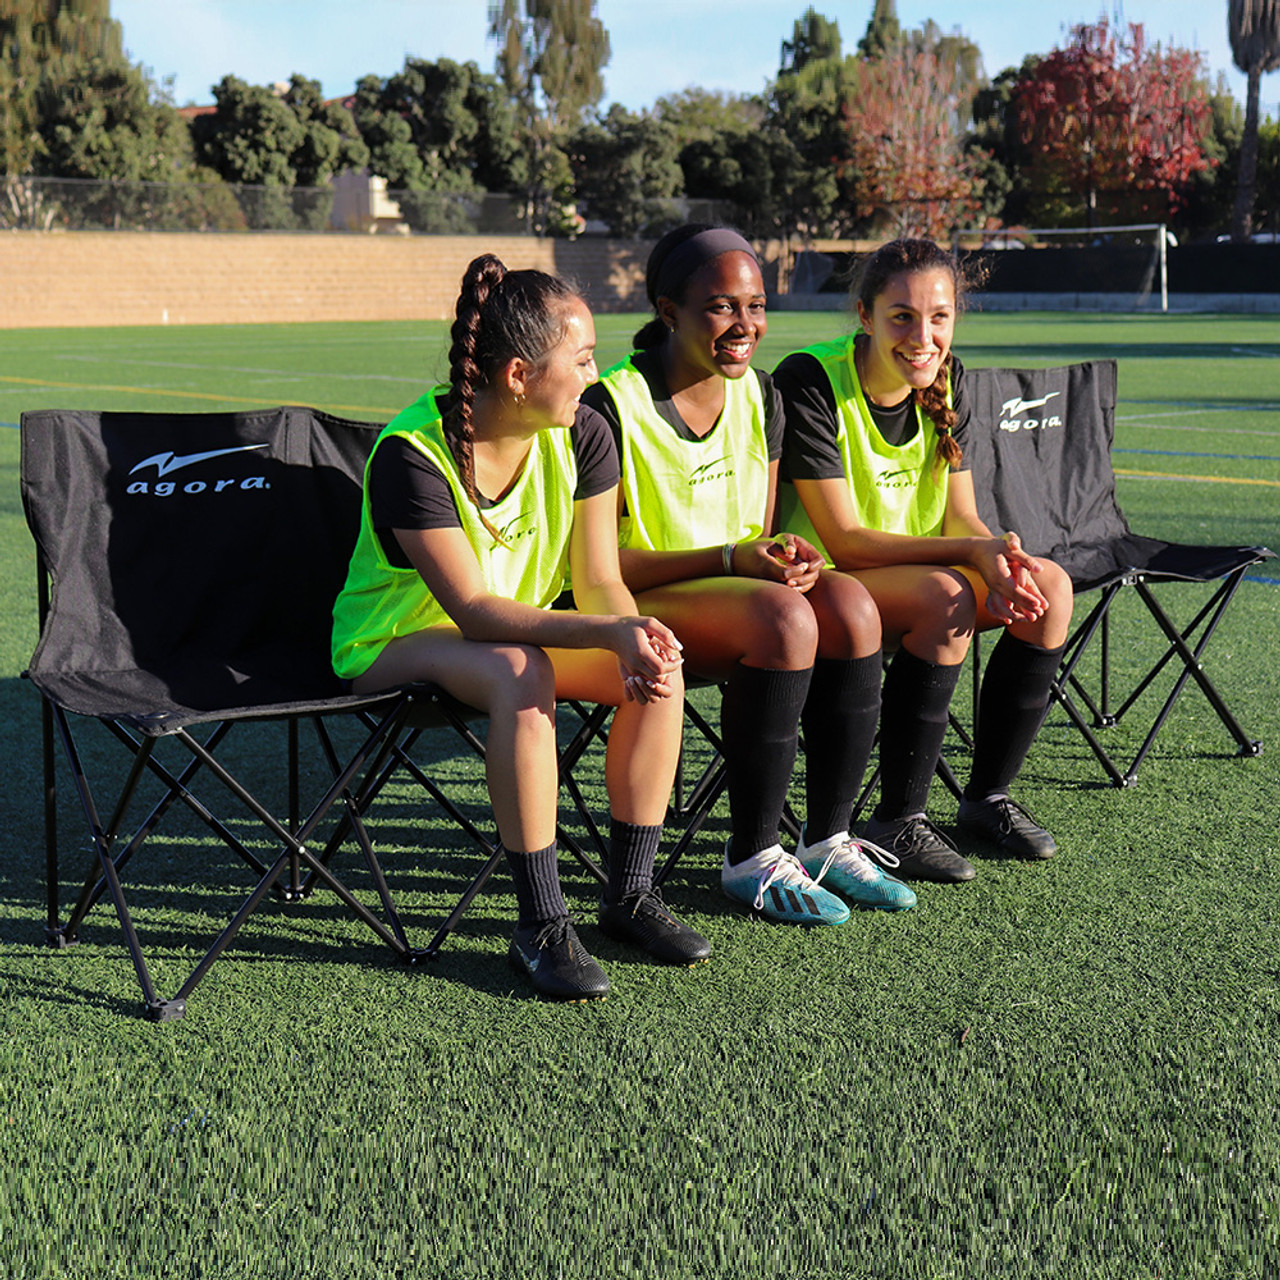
[582, 224, 916, 927]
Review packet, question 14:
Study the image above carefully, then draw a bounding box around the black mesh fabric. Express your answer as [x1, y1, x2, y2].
[21, 406, 393, 732]
[963, 362, 1271, 590]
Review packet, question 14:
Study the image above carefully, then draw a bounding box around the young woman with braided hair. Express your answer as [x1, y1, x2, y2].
[583, 224, 915, 925]
[774, 237, 1072, 882]
[332, 254, 707, 1000]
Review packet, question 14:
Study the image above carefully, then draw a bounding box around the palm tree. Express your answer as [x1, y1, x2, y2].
[1228, 0, 1280, 240]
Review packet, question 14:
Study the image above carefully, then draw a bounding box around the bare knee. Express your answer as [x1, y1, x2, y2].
[484, 643, 557, 717]
[1022, 558, 1073, 649]
[739, 583, 819, 670]
[812, 571, 882, 660]
[899, 571, 975, 663]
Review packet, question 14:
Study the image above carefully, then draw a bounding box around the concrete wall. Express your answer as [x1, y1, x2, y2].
[0, 231, 657, 329]
[12, 231, 1267, 327]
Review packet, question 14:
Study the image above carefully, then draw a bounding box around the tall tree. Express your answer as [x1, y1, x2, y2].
[780, 7, 842, 73]
[565, 104, 681, 237]
[1013, 19, 1215, 228]
[281, 74, 368, 188]
[192, 74, 368, 229]
[1228, 0, 1280, 240]
[1, 0, 123, 173]
[857, 0, 901, 59]
[968, 63, 1035, 227]
[843, 39, 985, 238]
[33, 53, 190, 181]
[680, 127, 806, 240]
[767, 35, 864, 236]
[488, 0, 610, 232]
[905, 17, 983, 99]
[192, 74, 365, 188]
[653, 87, 764, 148]
[351, 57, 516, 195]
[1179, 78, 1244, 239]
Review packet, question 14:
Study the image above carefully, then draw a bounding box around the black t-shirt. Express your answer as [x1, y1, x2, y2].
[581, 347, 785, 462]
[369, 403, 619, 567]
[773, 348, 971, 482]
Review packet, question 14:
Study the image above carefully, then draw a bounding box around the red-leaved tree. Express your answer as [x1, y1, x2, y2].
[842, 42, 985, 239]
[1013, 18, 1215, 227]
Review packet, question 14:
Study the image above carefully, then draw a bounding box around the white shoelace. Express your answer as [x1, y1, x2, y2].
[751, 851, 817, 911]
[811, 836, 900, 888]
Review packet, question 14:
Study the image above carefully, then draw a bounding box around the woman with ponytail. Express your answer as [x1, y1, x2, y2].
[774, 237, 1072, 882]
[332, 254, 706, 1000]
[582, 225, 915, 927]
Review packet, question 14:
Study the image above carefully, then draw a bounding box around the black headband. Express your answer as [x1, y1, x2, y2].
[653, 229, 757, 301]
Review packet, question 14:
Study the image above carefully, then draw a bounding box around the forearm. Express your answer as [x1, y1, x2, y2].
[573, 576, 640, 621]
[824, 524, 992, 573]
[618, 544, 728, 593]
[451, 591, 623, 652]
[942, 506, 993, 541]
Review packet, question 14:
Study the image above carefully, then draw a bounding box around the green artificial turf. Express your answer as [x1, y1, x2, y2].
[0, 311, 1277, 1279]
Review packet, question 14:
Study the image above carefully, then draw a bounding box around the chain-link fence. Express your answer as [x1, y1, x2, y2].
[1, 175, 756, 239]
[0, 175, 534, 234]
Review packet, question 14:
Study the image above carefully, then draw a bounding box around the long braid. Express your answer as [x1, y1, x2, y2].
[445, 254, 506, 543]
[441, 253, 578, 545]
[916, 351, 962, 469]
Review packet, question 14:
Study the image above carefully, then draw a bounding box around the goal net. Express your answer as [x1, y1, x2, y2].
[952, 223, 1171, 312]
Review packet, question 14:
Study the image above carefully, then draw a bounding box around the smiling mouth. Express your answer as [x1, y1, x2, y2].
[718, 340, 754, 359]
[899, 350, 938, 370]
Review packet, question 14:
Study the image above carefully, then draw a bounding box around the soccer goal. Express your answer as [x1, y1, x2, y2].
[952, 223, 1171, 312]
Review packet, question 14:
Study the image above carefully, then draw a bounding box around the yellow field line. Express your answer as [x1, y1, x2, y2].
[0, 374, 398, 417]
[1115, 467, 1280, 489]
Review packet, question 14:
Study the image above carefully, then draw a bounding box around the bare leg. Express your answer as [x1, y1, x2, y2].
[545, 646, 685, 827]
[353, 626, 559, 852]
[853, 563, 976, 663]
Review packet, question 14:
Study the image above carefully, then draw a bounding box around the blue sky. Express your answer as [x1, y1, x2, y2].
[112, 0, 1274, 117]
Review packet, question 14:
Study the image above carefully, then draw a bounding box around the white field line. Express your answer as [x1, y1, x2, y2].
[53, 353, 424, 384]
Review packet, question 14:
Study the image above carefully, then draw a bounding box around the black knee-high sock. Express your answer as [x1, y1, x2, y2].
[875, 648, 962, 823]
[605, 818, 662, 903]
[720, 662, 812, 864]
[801, 652, 883, 843]
[964, 633, 1065, 801]
[504, 841, 566, 928]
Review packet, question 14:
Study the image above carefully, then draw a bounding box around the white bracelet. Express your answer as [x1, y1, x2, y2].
[721, 542, 737, 576]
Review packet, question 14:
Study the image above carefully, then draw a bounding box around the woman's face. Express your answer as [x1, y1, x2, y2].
[521, 297, 598, 429]
[660, 250, 767, 382]
[857, 267, 956, 400]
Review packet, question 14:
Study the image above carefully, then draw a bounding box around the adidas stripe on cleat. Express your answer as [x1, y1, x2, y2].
[720, 844, 850, 926]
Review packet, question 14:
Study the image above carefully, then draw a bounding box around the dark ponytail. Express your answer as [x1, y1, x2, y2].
[443, 253, 579, 540]
[853, 238, 969, 471]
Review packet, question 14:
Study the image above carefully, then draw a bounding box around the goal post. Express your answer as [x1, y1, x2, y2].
[952, 223, 1170, 312]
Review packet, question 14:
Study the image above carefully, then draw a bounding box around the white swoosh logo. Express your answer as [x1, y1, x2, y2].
[129, 444, 268, 477]
[1000, 392, 1060, 417]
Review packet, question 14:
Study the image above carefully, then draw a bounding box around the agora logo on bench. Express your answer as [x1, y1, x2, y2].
[999, 392, 1063, 433]
[125, 444, 270, 496]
